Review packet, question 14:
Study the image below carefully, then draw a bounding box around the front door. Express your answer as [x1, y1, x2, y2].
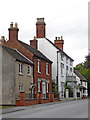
[42, 81, 46, 99]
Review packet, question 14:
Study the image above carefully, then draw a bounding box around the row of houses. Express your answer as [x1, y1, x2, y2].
[0, 18, 88, 106]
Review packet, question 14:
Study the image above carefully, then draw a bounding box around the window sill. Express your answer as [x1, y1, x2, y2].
[61, 75, 64, 77]
[19, 73, 24, 76]
[37, 72, 41, 74]
[46, 73, 49, 76]
[38, 91, 41, 93]
[27, 74, 31, 77]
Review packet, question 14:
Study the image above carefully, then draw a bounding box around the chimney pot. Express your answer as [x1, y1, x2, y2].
[1, 36, 5, 41]
[34, 36, 36, 40]
[55, 37, 57, 40]
[10, 22, 13, 28]
[15, 22, 18, 28]
[58, 37, 60, 40]
[61, 36, 63, 40]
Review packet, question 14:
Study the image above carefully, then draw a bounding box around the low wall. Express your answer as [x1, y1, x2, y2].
[16, 92, 60, 106]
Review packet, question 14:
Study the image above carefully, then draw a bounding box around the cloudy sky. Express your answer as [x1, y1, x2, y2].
[0, 0, 89, 66]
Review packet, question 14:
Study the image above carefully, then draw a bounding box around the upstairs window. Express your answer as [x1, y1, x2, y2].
[61, 54, 64, 61]
[37, 60, 41, 73]
[19, 63, 23, 74]
[61, 63, 64, 76]
[46, 63, 49, 75]
[66, 57, 68, 63]
[28, 66, 31, 75]
[70, 60, 72, 66]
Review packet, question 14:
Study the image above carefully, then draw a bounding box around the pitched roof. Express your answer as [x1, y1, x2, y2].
[46, 38, 74, 61]
[18, 40, 52, 63]
[1, 45, 34, 65]
[74, 70, 87, 81]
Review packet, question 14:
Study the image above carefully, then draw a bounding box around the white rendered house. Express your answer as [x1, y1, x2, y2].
[74, 70, 88, 98]
[30, 18, 75, 98]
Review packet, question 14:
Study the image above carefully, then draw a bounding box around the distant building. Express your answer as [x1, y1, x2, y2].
[74, 70, 88, 98]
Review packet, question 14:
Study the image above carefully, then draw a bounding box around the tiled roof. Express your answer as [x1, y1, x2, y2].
[1, 45, 34, 65]
[18, 40, 52, 63]
[46, 38, 74, 61]
[74, 70, 87, 81]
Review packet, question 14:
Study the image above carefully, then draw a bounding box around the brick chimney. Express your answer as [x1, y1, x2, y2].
[30, 36, 38, 49]
[8, 22, 19, 41]
[54, 36, 64, 50]
[0, 36, 6, 45]
[36, 18, 46, 38]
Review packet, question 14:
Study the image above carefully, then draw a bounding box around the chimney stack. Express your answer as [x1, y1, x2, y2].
[36, 18, 46, 38]
[8, 22, 19, 41]
[0, 36, 6, 45]
[30, 36, 38, 49]
[54, 36, 64, 50]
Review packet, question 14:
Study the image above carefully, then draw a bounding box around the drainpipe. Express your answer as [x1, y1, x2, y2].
[57, 51, 59, 93]
[32, 56, 35, 85]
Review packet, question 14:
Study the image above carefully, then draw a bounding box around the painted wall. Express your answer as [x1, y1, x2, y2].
[37, 38, 74, 97]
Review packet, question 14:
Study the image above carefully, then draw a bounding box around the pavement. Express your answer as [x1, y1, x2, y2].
[0, 98, 87, 115]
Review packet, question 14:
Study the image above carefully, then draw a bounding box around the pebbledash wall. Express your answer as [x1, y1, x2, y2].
[2, 47, 16, 105]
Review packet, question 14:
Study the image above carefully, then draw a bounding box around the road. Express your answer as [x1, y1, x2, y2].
[3, 99, 88, 118]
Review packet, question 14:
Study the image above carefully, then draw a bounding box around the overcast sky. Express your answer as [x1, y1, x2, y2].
[0, 0, 89, 66]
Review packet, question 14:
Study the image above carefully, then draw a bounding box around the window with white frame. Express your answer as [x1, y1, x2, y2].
[66, 66, 68, 75]
[66, 57, 68, 63]
[70, 68, 72, 72]
[38, 81, 40, 92]
[27, 66, 31, 75]
[61, 63, 64, 76]
[46, 63, 49, 75]
[37, 60, 40, 73]
[19, 63, 23, 74]
[47, 82, 49, 93]
[61, 54, 64, 61]
[19, 84, 23, 92]
[70, 60, 72, 66]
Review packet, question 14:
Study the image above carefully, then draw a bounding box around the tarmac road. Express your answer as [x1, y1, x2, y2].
[2, 99, 88, 118]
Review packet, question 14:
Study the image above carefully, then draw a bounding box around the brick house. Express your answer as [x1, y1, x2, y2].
[0, 45, 33, 105]
[1, 23, 54, 104]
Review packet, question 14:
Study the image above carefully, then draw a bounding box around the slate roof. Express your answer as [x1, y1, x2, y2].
[46, 38, 74, 61]
[74, 70, 87, 81]
[18, 40, 52, 63]
[1, 45, 34, 65]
